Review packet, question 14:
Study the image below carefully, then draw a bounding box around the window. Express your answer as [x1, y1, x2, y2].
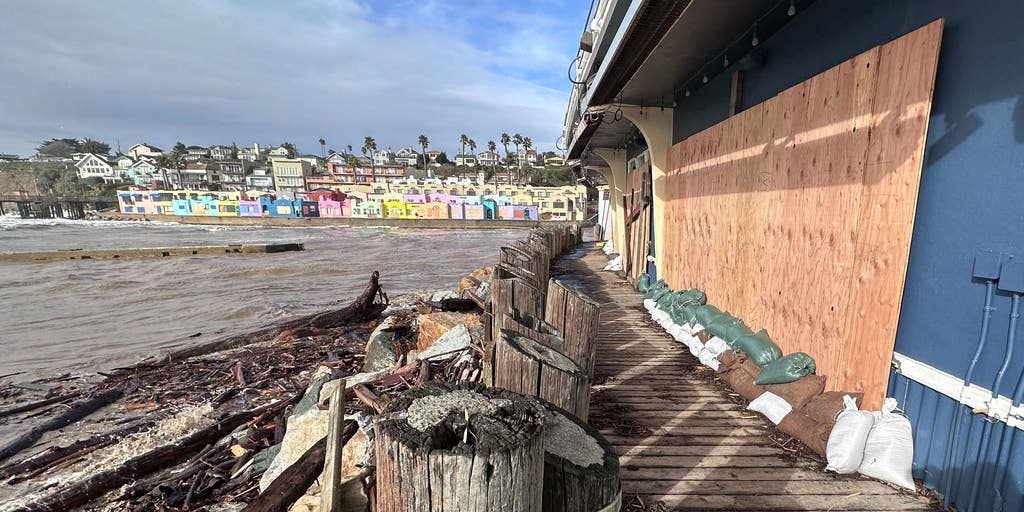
[553, 201, 565, 209]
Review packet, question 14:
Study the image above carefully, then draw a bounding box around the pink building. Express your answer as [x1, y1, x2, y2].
[318, 199, 345, 217]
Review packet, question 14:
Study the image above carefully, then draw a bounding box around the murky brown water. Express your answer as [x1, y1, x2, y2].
[0, 215, 522, 376]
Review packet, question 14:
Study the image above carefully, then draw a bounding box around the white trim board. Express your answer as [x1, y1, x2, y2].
[892, 352, 1024, 430]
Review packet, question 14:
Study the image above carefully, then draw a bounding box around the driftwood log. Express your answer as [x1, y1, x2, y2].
[128, 271, 387, 367]
[374, 382, 546, 512]
[18, 393, 301, 512]
[538, 400, 620, 512]
[0, 388, 124, 464]
[493, 330, 590, 421]
[241, 420, 359, 512]
[543, 279, 601, 378]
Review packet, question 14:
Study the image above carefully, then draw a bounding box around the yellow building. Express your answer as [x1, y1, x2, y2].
[382, 200, 416, 219]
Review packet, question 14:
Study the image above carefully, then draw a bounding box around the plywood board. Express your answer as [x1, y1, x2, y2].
[661, 20, 944, 408]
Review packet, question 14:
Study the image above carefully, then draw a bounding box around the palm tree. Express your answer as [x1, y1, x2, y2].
[418, 134, 429, 169]
[318, 138, 326, 158]
[347, 144, 353, 155]
[362, 136, 377, 178]
[458, 134, 469, 165]
[487, 140, 497, 179]
[154, 154, 173, 188]
[500, 133, 511, 184]
[512, 133, 524, 181]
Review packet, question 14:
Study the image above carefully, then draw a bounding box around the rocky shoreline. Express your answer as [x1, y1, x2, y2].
[0, 262, 499, 511]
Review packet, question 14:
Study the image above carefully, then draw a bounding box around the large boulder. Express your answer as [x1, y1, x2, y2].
[416, 312, 481, 351]
[417, 324, 473, 361]
[259, 409, 372, 493]
[363, 315, 416, 372]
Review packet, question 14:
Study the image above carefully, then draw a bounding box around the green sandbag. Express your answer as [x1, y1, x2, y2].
[707, 315, 754, 343]
[643, 280, 668, 300]
[670, 303, 697, 326]
[674, 289, 707, 307]
[754, 352, 816, 384]
[733, 328, 783, 367]
[693, 304, 725, 327]
[648, 283, 672, 302]
[638, 273, 651, 292]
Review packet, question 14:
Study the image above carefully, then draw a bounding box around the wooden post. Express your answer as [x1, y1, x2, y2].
[538, 400, 620, 512]
[486, 266, 544, 385]
[374, 383, 545, 512]
[493, 330, 590, 420]
[503, 306, 564, 352]
[544, 280, 601, 378]
[321, 379, 346, 512]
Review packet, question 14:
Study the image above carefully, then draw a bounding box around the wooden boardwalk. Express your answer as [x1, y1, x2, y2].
[556, 245, 933, 511]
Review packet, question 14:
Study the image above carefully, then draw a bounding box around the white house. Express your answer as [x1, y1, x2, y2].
[126, 159, 161, 186]
[297, 154, 324, 171]
[477, 150, 501, 167]
[238, 144, 265, 162]
[184, 146, 210, 162]
[74, 154, 120, 182]
[209, 145, 235, 160]
[455, 154, 477, 167]
[246, 167, 275, 192]
[267, 146, 291, 161]
[114, 154, 135, 170]
[128, 143, 162, 159]
[394, 147, 419, 166]
[372, 149, 394, 167]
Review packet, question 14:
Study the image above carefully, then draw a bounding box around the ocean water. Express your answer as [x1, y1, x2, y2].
[0, 215, 522, 376]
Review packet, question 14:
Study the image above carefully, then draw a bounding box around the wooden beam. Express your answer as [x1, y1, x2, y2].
[321, 379, 347, 512]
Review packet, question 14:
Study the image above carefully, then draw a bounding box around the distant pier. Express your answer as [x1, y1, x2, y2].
[0, 243, 304, 263]
[0, 195, 117, 220]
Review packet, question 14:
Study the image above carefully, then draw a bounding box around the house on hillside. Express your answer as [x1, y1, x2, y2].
[179, 162, 216, 190]
[128, 143, 162, 159]
[424, 150, 443, 166]
[271, 158, 311, 193]
[454, 154, 477, 167]
[216, 160, 247, 191]
[74, 154, 120, 183]
[477, 151, 501, 167]
[394, 147, 419, 166]
[183, 146, 210, 162]
[209, 145, 235, 160]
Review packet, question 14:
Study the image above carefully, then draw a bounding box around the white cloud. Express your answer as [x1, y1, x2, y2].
[0, 0, 576, 156]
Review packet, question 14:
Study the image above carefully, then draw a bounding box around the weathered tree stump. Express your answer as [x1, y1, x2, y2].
[544, 279, 601, 378]
[538, 400, 620, 512]
[374, 383, 546, 512]
[493, 330, 590, 420]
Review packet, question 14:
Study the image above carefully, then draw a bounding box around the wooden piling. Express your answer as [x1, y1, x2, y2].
[493, 330, 590, 420]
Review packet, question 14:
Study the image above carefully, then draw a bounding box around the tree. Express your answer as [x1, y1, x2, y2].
[173, 142, 187, 153]
[154, 154, 174, 188]
[418, 134, 429, 169]
[523, 137, 533, 169]
[362, 136, 378, 176]
[487, 140, 497, 179]
[467, 139, 477, 165]
[318, 138, 326, 158]
[500, 133, 511, 185]
[36, 138, 80, 158]
[347, 144, 353, 155]
[435, 151, 450, 165]
[79, 138, 111, 155]
[459, 134, 469, 161]
[512, 133, 524, 181]
[281, 142, 297, 158]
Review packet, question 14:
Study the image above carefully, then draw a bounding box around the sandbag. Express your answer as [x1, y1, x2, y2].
[673, 289, 706, 307]
[672, 303, 698, 326]
[638, 273, 651, 292]
[644, 280, 670, 300]
[754, 352, 817, 385]
[706, 315, 753, 344]
[747, 391, 792, 425]
[825, 395, 874, 474]
[732, 328, 782, 367]
[695, 330, 713, 344]
[804, 392, 863, 427]
[655, 289, 676, 309]
[697, 348, 720, 370]
[777, 410, 830, 457]
[693, 304, 725, 327]
[716, 350, 742, 373]
[721, 357, 766, 401]
[858, 398, 915, 491]
[703, 337, 730, 357]
[762, 374, 826, 410]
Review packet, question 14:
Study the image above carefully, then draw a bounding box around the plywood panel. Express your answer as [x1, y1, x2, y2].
[660, 20, 943, 409]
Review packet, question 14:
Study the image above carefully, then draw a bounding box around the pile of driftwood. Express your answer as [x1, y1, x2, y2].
[0, 272, 395, 511]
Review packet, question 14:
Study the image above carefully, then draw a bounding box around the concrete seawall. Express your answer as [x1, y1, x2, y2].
[100, 212, 581, 230]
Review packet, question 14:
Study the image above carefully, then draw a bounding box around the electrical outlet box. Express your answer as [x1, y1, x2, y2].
[998, 260, 1024, 293]
[974, 250, 1002, 280]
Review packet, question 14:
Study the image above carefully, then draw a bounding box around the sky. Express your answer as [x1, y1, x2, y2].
[0, 0, 588, 157]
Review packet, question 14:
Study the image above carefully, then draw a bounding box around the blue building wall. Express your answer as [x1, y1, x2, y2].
[669, 1, 1024, 509]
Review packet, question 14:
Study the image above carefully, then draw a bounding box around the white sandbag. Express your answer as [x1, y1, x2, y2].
[825, 395, 874, 474]
[643, 299, 657, 311]
[697, 348, 720, 371]
[603, 255, 622, 271]
[687, 339, 704, 358]
[747, 391, 792, 425]
[704, 337, 730, 356]
[858, 398, 915, 490]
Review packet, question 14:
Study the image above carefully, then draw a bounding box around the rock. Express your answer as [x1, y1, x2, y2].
[430, 290, 458, 302]
[470, 266, 493, 281]
[287, 470, 371, 512]
[363, 315, 416, 372]
[416, 311, 481, 351]
[250, 444, 281, 475]
[259, 410, 372, 494]
[417, 324, 473, 361]
[381, 304, 416, 318]
[259, 408, 329, 492]
[293, 366, 335, 416]
[319, 373, 384, 403]
[456, 276, 481, 294]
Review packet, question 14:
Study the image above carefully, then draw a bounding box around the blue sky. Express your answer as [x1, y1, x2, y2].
[0, 0, 588, 157]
